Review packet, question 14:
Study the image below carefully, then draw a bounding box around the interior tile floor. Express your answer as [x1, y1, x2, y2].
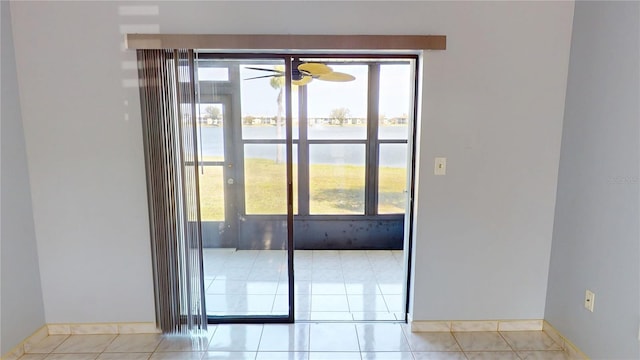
[203, 250, 406, 321]
[17, 325, 573, 360]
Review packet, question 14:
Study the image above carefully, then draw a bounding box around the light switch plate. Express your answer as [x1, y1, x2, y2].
[434, 157, 446, 175]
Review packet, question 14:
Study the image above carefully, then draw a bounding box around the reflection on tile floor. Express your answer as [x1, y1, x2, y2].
[18, 325, 575, 360]
[203, 250, 406, 321]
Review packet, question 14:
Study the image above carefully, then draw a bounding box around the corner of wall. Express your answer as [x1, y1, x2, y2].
[1, 0, 47, 354]
[544, 1, 640, 358]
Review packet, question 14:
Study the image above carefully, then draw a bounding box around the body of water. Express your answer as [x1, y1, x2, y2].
[198, 125, 410, 167]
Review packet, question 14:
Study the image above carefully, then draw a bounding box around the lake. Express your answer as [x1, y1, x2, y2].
[197, 125, 410, 167]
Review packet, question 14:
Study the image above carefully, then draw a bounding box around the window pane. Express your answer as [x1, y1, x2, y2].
[244, 144, 297, 214]
[309, 144, 365, 214]
[307, 65, 368, 140]
[197, 103, 224, 161]
[240, 62, 299, 140]
[378, 144, 408, 214]
[197, 67, 229, 82]
[199, 166, 225, 221]
[379, 64, 412, 140]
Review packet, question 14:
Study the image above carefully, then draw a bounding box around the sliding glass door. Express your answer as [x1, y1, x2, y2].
[139, 50, 417, 326]
[193, 53, 417, 323]
[195, 56, 294, 321]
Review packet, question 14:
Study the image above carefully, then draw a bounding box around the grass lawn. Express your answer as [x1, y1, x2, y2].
[198, 158, 406, 220]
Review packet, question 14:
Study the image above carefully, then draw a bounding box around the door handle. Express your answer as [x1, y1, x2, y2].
[227, 178, 234, 185]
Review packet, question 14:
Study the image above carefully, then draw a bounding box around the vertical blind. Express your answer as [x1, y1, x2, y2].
[137, 49, 207, 333]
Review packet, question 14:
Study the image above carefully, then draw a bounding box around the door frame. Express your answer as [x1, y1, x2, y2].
[196, 52, 419, 324]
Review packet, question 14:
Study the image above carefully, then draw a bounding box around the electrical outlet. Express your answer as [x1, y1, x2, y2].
[584, 290, 595, 312]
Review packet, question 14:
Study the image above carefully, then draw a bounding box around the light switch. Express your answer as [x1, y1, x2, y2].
[434, 157, 446, 175]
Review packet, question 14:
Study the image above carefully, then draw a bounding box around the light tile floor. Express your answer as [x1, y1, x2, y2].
[203, 250, 406, 321]
[17, 325, 573, 360]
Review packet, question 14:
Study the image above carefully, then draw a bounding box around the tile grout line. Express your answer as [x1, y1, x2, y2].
[95, 333, 118, 360]
[398, 321, 416, 355]
[498, 330, 518, 353]
[449, 332, 469, 359]
[497, 331, 527, 360]
[253, 325, 265, 360]
[352, 323, 363, 358]
[150, 330, 166, 356]
[50, 333, 74, 357]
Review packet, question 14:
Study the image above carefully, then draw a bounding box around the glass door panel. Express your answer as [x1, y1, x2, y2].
[378, 143, 408, 214]
[307, 65, 369, 140]
[309, 144, 366, 215]
[244, 144, 298, 215]
[196, 56, 292, 320]
[378, 64, 411, 140]
[199, 165, 225, 221]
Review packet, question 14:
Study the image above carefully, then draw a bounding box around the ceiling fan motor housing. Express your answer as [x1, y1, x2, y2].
[292, 60, 305, 81]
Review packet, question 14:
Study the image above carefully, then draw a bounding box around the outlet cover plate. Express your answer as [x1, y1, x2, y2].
[585, 290, 595, 312]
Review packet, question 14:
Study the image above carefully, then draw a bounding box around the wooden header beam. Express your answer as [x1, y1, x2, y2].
[125, 34, 446, 51]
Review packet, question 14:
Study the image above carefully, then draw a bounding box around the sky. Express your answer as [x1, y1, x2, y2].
[196, 62, 413, 119]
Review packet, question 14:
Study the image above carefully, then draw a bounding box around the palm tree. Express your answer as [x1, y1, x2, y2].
[270, 66, 285, 163]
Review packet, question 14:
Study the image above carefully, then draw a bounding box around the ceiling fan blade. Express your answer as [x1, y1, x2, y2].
[292, 76, 313, 86]
[298, 63, 332, 76]
[244, 66, 285, 74]
[317, 72, 356, 82]
[244, 74, 282, 80]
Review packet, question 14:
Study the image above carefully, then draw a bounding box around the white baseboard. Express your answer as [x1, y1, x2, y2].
[409, 319, 588, 359]
[1, 325, 48, 360]
[47, 322, 160, 335]
[543, 320, 589, 359]
[1, 322, 159, 360]
[410, 319, 543, 332]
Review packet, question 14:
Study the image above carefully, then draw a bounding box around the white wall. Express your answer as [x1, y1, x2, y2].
[9, 1, 573, 323]
[1, 1, 46, 353]
[9, 1, 156, 323]
[413, 2, 573, 320]
[545, 2, 640, 358]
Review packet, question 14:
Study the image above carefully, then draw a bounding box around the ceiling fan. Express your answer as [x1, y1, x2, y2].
[244, 61, 355, 86]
